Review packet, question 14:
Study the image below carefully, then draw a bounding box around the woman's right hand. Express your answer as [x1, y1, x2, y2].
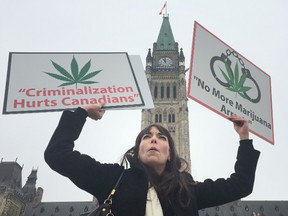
[82, 103, 106, 121]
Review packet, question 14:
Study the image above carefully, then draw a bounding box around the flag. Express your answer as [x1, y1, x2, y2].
[159, 1, 167, 15]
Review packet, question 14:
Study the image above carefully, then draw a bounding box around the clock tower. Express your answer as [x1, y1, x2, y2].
[141, 14, 191, 167]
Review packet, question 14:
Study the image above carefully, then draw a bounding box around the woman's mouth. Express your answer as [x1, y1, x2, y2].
[148, 147, 159, 152]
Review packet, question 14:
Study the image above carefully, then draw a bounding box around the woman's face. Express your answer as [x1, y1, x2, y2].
[138, 126, 170, 175]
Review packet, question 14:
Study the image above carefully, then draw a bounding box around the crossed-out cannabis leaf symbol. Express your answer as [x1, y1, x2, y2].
[219, 59, 252, 99]
[44, 56, 102, 88]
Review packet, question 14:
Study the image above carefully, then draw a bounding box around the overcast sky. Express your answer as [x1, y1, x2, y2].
[1, 0, 287, 202]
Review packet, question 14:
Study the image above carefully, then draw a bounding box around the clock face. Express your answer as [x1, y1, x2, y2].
[158, 57, 173, 67]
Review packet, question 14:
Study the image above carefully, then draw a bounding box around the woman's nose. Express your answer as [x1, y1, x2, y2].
[151, 136, 157, 143]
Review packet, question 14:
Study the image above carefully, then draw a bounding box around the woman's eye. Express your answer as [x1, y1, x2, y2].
[159, 135, 167, 140]
[142, 134, 151, 139]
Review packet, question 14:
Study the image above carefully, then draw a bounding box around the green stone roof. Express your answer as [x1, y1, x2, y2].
[155, 16, 176, 50]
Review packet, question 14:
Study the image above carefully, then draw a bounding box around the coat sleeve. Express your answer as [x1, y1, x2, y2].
[44, 107, 123, 202]
[195, 140, 260, 209]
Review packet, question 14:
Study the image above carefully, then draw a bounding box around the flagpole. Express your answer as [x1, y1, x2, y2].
[159, 1, 168, 16]
[165, 1, 168, 17]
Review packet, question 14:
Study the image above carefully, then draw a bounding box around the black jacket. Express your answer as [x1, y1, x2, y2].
[44, 108, 260, 216]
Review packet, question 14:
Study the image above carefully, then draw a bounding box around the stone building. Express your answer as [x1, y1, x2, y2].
[0, 160, 44, 216]
[0, 160, 96, 216]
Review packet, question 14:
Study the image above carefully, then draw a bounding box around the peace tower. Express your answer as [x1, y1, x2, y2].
[141, 14, 191, 166]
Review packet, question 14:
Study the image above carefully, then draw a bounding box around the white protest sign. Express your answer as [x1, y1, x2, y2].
[3, 52, 154, 114]
[188, 22, 274, 144]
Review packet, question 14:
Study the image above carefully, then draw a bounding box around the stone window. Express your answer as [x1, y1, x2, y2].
[167, 85, 170, 98]
[161, 86, 164, 99]
[154, 85, 158, 99]
[155, 113, 162, 123]
[173, 85, 177, 98]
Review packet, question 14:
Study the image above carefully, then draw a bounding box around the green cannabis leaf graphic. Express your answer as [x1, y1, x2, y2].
[219, 60, 252, 99]
[44, 56, 102, 88]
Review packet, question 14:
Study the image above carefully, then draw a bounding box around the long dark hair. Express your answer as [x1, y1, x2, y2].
[121, 124, 194, 208]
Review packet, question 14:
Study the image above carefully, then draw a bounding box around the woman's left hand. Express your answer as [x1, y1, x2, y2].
[228, 115, 249, 140]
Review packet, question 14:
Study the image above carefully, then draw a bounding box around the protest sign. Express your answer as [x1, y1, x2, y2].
[188, 22, 274, 144]
[3, 52, 154, 114]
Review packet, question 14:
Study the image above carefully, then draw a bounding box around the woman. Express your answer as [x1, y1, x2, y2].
[44, 103, 260, 216]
